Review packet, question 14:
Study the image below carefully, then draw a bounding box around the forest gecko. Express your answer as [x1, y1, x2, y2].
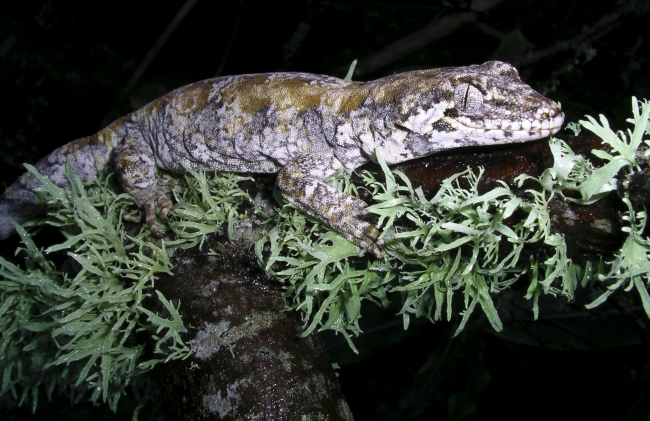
[0, 61, 564, 257]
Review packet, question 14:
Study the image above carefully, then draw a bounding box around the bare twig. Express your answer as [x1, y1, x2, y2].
[472, 21, 507, 40]
[125, 0, 199, 93]
[215, 0, 244, 77]
[351, 0, 505, 76]
[469, 0, 505, 12]
[472, 21, 538, 51]
[283, 22, 312, 65]
[353, 12, 478, 76]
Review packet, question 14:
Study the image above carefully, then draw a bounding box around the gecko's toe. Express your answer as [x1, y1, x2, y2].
[349, 222, 385, 259]
[140, 197, 168, 237]
[149, 222, 165, 238]
[369, 239, 385, 259]
[122, 209, 144, 223]
[157, 197, 174, 221]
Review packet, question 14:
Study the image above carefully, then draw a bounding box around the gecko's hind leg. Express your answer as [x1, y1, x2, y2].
[115, 136, 173, 236]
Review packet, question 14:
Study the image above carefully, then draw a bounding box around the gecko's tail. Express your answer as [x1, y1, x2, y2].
[0, 129, 118, 240]
[0, 194, 43, 240]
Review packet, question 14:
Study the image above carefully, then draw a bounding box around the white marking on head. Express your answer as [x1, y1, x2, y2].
[399, 103, 448, 134]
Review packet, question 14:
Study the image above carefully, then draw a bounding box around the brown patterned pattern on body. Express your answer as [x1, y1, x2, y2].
[0, 61, 564, 257]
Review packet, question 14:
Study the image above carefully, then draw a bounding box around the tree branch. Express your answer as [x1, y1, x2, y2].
[148, 238, 354, 420]
[215, 0, 244, 77]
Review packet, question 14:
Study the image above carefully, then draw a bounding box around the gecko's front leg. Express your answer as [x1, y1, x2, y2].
[114, 135, 173, 236]
[277, 153, 384, 258]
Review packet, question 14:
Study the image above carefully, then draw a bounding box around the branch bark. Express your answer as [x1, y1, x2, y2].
[148, 239, 353, 420]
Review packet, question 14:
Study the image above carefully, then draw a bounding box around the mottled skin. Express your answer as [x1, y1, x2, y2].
[0, 61, 563, 257]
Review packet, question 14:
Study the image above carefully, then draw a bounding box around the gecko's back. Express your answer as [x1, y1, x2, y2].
[120, 72, 372, 174]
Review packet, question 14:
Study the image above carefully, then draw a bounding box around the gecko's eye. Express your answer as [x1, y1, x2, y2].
[454, 83, 483, 114]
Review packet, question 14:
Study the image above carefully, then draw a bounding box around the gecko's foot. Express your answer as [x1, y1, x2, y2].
[341, 220, 385, 259]
[115, 136, 179, 237]
[122, 187, 174, 237]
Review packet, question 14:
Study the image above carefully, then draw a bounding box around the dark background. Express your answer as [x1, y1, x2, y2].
[2, 0, 650, 420]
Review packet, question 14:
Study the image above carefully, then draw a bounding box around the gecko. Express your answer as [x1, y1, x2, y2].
[0, 61, 563, 258]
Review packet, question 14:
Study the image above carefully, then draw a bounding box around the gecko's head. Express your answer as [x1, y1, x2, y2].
[376, 61, 564, 164]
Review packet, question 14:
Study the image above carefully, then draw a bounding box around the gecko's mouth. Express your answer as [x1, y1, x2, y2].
[451, 111, 565, 141]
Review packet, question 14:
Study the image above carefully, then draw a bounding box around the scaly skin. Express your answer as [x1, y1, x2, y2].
[0, 61, 564, 257]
